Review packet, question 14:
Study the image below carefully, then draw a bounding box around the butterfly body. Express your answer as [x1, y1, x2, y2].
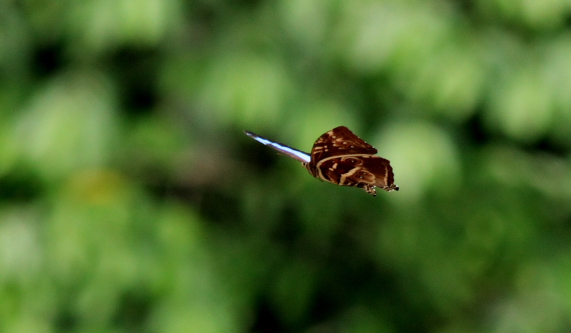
[244, 126, 398, 196]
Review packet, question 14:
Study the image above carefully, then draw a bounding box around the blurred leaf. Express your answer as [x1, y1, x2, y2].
[64, 0, 184, 55]
[486, 63, 555, 143]
[13, 72, 120, 181]
[198, 53, 294, 130]
[375, 121, 461, 201]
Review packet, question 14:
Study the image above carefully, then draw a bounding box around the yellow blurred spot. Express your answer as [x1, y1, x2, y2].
[65, 169, 128, 205]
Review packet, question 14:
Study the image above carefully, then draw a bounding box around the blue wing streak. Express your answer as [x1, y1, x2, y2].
[244, 131, 311, 163]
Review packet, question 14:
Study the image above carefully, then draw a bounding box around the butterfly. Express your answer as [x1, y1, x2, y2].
[244, 126, 398, 196]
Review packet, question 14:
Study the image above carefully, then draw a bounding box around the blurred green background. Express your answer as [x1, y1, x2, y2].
[2, 0, 571, 332]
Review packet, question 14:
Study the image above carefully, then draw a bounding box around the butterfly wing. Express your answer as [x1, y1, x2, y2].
[350, 156, 398, 192]
[315, 155, 398, 195]
[307, 126, 398, 195]
[244, 130, 311, 163]
[309, 126, 378, 163]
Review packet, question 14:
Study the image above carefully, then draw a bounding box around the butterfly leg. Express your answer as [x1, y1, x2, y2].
[361, 184, 377, 196]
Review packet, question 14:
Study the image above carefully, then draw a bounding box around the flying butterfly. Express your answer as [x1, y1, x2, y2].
[244, 126, 399, 196]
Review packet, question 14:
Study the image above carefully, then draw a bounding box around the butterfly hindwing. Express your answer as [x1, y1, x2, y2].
[315, 155, 397, 196]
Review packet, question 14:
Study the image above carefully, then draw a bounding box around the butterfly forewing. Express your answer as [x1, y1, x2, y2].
[310, 126, 377, 163]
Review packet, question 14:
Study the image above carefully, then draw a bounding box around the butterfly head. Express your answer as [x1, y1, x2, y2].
[385, 184, 399, 192]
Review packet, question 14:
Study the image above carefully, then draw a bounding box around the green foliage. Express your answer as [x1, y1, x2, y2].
[1, 0, 571, 332]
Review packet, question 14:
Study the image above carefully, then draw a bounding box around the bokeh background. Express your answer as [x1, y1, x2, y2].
[2, 0, 571, 332]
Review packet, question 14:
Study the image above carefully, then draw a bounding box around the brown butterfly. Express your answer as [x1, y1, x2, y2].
[244, 126, 398, 196]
